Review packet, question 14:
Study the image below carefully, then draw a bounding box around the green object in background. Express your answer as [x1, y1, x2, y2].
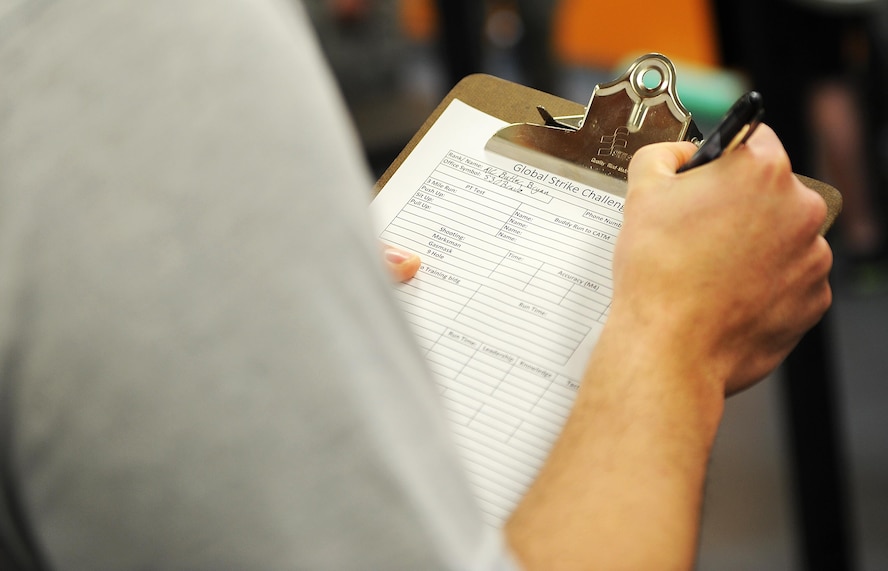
[674, 63, 750, 132]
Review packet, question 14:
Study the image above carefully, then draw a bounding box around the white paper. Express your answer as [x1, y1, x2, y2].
[371, 100, 625, 527]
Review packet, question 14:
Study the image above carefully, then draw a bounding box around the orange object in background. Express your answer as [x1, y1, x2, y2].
[553, 0, 720, 69]
[399, 0, 720, 69]
[399, 0, 438, 42]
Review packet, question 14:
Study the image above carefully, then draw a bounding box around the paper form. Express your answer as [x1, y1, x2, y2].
[370, 100, 626, 528]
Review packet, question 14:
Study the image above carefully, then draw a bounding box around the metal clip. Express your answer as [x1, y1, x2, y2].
[486, 53, 702, 192]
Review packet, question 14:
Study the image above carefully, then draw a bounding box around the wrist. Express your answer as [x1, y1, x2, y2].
[593, 300, 727, 437]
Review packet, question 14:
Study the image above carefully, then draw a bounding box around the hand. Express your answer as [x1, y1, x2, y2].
[506, 127, 831, 571]
[381, 244, 420, 282]
[612, 125, 833, 395]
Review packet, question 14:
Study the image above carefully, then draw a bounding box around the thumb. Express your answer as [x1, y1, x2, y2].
[628, 141, 699, 185]
[382, 244, 421, 282]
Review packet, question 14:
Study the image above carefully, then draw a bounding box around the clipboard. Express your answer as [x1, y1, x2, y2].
[368, 54, 843, 527]
[376, 53, 842, 234]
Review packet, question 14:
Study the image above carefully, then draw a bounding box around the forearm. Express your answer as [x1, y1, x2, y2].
[506, 310, 725, 571]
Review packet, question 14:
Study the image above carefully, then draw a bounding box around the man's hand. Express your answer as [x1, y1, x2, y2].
[614, 125, 833, 394]
[506, 126, 833, 571]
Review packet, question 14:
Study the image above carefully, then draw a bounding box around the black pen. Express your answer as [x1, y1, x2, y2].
[676, 91, 765, 173]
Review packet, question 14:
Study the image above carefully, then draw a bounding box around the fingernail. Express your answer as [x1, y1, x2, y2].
[384, 246, 414, 265]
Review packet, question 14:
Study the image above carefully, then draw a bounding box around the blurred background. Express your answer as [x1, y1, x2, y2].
[305, 1, 888, 569]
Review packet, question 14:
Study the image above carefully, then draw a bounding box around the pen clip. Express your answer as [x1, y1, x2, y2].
[677, 91, 764, 173]
[724, 104, 764, 153]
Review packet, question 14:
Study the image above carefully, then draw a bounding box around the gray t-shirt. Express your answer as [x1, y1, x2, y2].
[0, 0, 517, 569]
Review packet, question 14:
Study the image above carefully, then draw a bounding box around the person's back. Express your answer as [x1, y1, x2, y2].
[0, 1, 513, 568]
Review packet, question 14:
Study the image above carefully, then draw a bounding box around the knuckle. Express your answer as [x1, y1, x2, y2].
[815, 237, 834, 275]
[802, 188, 829, 227]
[748, 136, 792, 177]
[816, 281, 833, 316]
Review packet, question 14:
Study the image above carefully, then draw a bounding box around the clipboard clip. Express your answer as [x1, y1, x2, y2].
[486, 53, 704, 193]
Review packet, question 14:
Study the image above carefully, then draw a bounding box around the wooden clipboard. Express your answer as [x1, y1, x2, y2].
[375, 58, 842, 234]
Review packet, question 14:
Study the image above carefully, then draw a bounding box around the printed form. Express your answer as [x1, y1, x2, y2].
[371, 100, 626, 528]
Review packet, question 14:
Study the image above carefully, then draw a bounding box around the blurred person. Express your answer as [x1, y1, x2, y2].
[435, 0, 559, 93]
[303, 0, 404, 98]
[716, 0, 887, 287]
[714, 3, 879, 569]
[0, 1, 831, 570]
